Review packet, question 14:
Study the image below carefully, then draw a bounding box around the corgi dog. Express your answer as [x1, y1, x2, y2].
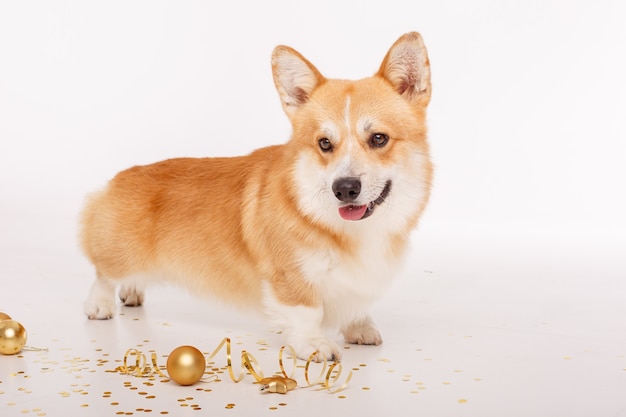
[80, 32, 432, 361]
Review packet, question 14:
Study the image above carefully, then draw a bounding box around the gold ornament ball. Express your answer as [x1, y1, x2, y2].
[0, 312, 11, 321]
[166, 345, 205, 386]
[0, 320, 27, 355]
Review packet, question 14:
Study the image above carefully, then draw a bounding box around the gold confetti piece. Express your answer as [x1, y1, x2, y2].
[362, 387, 370, 390]
[269, 407, 278, 410]
[458, 399, 468, 404]
[337, 395, 346, 399]
[563, 356, 572, 360]
[279, 403, 287, 406]
[410, 390, 420, 394]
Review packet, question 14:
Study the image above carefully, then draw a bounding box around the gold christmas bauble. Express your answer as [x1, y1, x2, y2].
[166, 345, 205, 386]
[0, 320, 27, 355]
[0, 312, 11, 321]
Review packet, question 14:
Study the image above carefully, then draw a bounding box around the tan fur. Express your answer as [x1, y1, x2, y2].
[80, 32, 432, 360]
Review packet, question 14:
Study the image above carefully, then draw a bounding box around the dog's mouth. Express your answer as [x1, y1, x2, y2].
[338, 181, 392, 221]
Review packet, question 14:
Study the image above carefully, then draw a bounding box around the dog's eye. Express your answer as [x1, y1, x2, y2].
[318, 138, 333, 152]
[369, 133, 389, 148]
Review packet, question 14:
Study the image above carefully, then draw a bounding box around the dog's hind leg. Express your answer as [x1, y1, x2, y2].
[118, 284, 145, 307]
[342, 315, 383, 346]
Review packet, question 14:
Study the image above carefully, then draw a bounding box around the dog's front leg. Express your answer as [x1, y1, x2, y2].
[262, 283, 341, 362]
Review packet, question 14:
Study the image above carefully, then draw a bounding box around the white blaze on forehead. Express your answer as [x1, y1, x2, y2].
[344, 95, 352, 141]
[344, 95, 358, 155]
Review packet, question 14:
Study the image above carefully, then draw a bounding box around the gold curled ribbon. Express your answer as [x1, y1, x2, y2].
[301, 350, 353, 393]
[118, 348, 148, 377]
[114, 338, 352, 393]
[204, 337, 264, 383]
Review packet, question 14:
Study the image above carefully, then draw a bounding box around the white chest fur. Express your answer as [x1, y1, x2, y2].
[297, 234, 406, 329]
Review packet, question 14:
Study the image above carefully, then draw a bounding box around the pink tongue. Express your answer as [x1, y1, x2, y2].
[338, 204, 368, 221]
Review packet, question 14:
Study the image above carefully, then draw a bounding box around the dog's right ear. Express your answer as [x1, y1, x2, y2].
[272, 46, 326, 119]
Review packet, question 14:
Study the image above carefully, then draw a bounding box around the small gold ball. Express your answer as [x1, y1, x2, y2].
[0, 312, 11, 321]
[0, 320, 27, 355]
[166, 346, 205, 386]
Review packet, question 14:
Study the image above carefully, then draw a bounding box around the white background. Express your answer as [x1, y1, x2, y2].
[1, 1, 625, 416]
[1, 0, 624, 242]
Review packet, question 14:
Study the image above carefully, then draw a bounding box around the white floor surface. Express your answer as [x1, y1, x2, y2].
[1, 215, 625, 417]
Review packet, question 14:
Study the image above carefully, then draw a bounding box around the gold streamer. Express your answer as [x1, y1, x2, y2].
[113, 338, 353, 393]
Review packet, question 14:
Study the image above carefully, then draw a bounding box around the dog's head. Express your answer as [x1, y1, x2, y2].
[272, 32, 432, 234]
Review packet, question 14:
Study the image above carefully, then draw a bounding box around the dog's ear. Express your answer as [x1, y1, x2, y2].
[272, 46, 326, 118]
[377, 32, 431, 106]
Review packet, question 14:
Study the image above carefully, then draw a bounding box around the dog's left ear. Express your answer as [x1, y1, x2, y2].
[377, 32, 431, 106]
[272, 46, 326, 119]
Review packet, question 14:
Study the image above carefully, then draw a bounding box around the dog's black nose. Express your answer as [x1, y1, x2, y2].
[332, 177, 361, 202]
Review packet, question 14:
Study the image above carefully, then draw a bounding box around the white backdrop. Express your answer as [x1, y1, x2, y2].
[1, 3, 626, 416]
[1, 0, 625, 254]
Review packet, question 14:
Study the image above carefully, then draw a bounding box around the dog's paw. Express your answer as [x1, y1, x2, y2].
[119, 285, 144, 307]
[85, 278, 117, 319]
[84, 298, 116, 320]
[343, 320, 383, 346]
[289, 337, 342, 362]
